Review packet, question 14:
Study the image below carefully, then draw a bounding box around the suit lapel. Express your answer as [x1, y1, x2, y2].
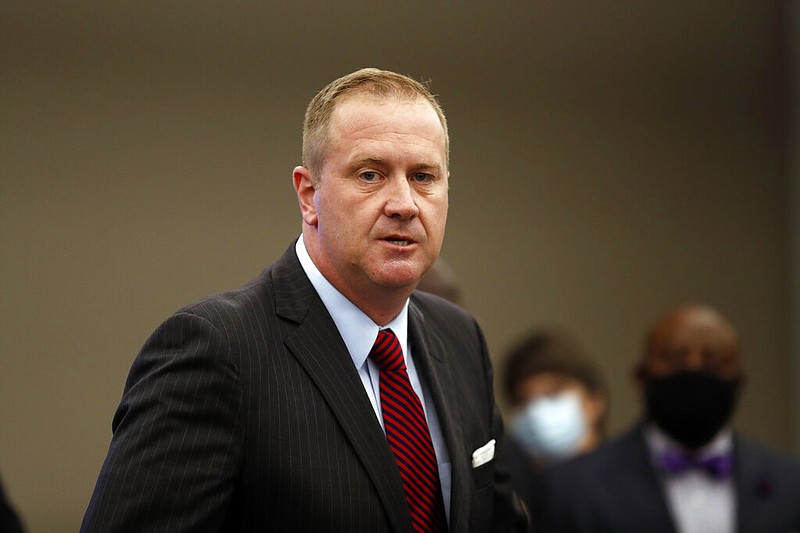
[406, 302, 472, 532]
[605, 427, 677, 533]
[271, 246, 414, 533]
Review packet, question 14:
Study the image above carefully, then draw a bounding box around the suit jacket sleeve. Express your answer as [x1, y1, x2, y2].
[82, 310, 244, 532]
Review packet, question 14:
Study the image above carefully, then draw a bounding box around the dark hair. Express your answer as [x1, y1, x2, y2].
[502, 328, 608, 411]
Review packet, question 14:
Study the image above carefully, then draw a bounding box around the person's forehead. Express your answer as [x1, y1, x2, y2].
[518, 371, 588, 396]
[653, 309, 737, 348]
[335, 91, 425, 112]
[640, 308, 742, 379]
[329, 93, 438, 130]
[325, 94, 447, 162]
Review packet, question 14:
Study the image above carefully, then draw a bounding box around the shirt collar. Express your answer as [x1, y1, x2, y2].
[645, 421, 733, 461]
[295, 235, 410, 369]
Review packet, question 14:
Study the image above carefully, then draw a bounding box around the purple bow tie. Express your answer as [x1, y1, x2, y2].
[659, 450, 733, 480]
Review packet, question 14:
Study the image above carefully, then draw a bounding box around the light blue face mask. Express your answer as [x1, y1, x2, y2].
[510, 390, 587, 461]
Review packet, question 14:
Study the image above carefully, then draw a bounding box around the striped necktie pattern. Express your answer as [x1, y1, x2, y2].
[369, 328, 447, 533]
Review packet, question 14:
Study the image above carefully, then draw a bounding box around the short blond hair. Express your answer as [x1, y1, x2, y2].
[302, 67, 449, 177]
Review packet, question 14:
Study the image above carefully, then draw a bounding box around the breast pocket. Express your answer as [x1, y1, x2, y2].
[470, 438, 496, 489]
[472, 459, 495, 490]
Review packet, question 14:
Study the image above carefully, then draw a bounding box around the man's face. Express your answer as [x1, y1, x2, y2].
[637, 306, 744, 449]
[639, 307, 742, 381]
[297, 94, 449, 301]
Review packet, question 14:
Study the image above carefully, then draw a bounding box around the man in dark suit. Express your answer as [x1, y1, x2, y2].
[530, 304, 800, 533]
[81, 68, 526, 532]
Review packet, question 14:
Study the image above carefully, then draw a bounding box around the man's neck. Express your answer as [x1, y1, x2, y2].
[346, 289, 411, 327]
[296, 234, 414, 326]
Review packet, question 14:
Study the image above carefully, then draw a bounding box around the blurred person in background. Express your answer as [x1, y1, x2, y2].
[530, 303, 800, 533]
[500, 329, 608, 513]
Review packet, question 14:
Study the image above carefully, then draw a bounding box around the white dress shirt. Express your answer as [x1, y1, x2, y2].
[645, 423, 735, 533]
[295, 236, 452, 522]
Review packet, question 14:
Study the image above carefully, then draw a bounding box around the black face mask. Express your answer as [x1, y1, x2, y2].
[643, 371, 740, 449]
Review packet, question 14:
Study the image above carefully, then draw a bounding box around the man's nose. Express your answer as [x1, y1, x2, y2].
[683, 348, 706, 371]
[384, 177, 420, 219]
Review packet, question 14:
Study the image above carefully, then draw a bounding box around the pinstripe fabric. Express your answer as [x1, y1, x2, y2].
[81, 242, 526, 533]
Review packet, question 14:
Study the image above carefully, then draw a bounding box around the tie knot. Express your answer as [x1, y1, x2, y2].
[369, 329, 405, 372]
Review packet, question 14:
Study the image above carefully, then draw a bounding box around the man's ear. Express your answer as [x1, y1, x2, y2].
[293, 166, 318, 226]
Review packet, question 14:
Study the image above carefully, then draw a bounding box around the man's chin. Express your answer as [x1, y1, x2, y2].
[370, 269, 425, 291]
[364, 255, 435, 289]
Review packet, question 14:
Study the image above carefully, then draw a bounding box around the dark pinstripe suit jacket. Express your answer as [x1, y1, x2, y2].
[82, 243, 525, 533]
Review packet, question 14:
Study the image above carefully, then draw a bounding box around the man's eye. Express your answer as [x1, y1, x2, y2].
[361, 171, 379, 181]
[412, 173, 433, 183]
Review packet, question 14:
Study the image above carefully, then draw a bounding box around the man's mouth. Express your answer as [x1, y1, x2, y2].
[383, 235, 415, 246]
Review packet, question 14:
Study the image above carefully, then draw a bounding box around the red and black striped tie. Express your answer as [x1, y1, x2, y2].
[370, 328, 447, 533]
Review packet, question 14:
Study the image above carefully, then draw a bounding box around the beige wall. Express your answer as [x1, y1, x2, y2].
[0, 2, 791, 531]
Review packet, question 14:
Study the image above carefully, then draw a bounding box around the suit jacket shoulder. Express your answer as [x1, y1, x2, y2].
[84, 245, 402, 532]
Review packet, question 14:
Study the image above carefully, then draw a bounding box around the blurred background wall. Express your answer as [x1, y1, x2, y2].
[1, 1, 795, 531]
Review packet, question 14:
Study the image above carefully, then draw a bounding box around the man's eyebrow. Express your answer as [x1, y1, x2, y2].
[348, 156, 444, 174]
[344, 157, 383, 172]
[350, 156, 386, 166]
[410, 162, 443, 172]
